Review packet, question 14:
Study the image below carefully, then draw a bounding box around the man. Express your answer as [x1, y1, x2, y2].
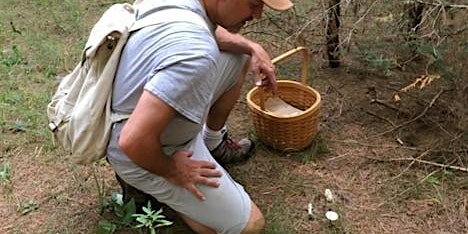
[106, 0, 293, 233]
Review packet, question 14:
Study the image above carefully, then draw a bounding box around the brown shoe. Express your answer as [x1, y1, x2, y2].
[209, 133, 255, 166]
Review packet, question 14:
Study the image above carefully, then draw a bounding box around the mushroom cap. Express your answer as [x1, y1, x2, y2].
[325, 210, 339, 221]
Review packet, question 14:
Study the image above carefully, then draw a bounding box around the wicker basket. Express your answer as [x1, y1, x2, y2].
[246, 47, 321, 151]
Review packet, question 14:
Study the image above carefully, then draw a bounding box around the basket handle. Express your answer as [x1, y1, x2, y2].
[271, 46, 309, 85]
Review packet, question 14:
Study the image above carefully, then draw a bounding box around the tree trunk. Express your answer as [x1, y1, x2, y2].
[326, 0, 341, 68]
[405, 2, 424, 53]
[407, 2, 424, 33]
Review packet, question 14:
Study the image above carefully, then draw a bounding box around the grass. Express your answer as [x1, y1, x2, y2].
[1, 0, 467, 233]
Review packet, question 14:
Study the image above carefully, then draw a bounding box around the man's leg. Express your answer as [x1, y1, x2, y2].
[203, 54, 255, 166]
[206, 57, 248, 131]
[177, 201, 264, 234]
[108, 134, 264, 234]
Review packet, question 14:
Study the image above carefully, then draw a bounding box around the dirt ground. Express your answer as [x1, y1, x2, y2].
[1, 60, 466, 233]
[1, 1, 467, 233]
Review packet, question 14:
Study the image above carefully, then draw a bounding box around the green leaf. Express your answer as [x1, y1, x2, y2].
[135, 216, 148, 224]
[134, 223, 146, 228]
[121, 198, 136, 224]
[142, 206, 152, 215]
[96, 220, 116, 234]
[155, 220, 173, 227]
[0, 163, 10, 182]
[426, 175, 440, 185]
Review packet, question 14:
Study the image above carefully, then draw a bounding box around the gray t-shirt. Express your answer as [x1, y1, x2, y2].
[108, 0, 220, 161]
[108, 0, 221, 160]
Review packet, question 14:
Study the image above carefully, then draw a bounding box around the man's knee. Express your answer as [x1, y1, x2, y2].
[241, 202, 265, 234]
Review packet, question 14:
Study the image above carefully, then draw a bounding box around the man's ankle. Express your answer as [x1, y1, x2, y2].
[202, 125, 227, 151]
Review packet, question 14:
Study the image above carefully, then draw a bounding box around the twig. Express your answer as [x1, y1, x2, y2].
[331, 139, 419, 150]
[264, 11, 293, 37]
[366, 110, 396, 126]
[288, 5, 325, 43]
[375, 168, 442, 209]
[370, 99, 402, 113]
[367, 155, 468, 172]
[414, 0, 468, 9]
[374, 89, 445, 137]
[327, 152, 351, 161]
[330, 139, 468, 153]
[341, 0, 379, 48]
[406, 157, 466, 172]
[385, 149, 432, 182]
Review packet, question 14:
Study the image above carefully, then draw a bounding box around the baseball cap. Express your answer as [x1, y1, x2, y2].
[262, 0, 294, 11]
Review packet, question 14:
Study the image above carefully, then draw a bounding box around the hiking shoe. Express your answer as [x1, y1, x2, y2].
[115, 173, 161, 214]
[210, 133, 255, 166]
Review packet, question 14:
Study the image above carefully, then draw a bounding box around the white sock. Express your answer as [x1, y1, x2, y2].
[202, 124, 227, 151]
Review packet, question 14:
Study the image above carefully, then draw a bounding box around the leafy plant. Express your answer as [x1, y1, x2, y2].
[417, 43, 455, 79]
[11, 119, 29, 132]
[0, 163, 10, 183]
[425, 175, 440, 186]
[20, 199, 39, 215]
[97, 193, 136, 234]
[1, 45, 23, 67]
[98, 193, 172, 234]
[363, 52, 396, 76]
[293, 132, 330, 163]
[111, 193, 137, 226]
[133, 201, 173, 234]
[96, 220, 117, 234]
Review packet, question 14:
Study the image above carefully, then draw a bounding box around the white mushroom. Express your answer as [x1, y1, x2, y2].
[325, 210, 339, 221]
[324, 189, 334, 202]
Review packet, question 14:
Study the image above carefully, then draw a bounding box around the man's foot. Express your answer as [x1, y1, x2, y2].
[209, 132, 255, 166]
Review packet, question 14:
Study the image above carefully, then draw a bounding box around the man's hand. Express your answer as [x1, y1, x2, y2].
[214, 27, 277, 92]
[249, 43, 277, 93]
[165, 150, 222, 201]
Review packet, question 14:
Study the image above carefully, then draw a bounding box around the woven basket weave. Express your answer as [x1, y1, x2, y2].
[246, 47, 321, 151]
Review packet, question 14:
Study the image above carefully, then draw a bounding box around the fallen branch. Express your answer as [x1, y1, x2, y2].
[414, 0, 468, 9]
[366, 110, 396, 126]
[380, 149, 432, 183]
[373, 156, 468, 173]
[361, 139, 467, 173]
[374, 89, 445, 137]
[442, 24, 468, 37]
[370, 99, 402, 113]
[330, 139, 467, 153]
[331, 139, 419, 150]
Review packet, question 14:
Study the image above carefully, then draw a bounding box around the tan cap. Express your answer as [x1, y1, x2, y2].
[263, 0, 294, 11]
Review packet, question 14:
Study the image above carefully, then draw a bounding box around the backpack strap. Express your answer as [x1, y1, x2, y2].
[111, 112, 131, 123]
[130, 8, 211, 33]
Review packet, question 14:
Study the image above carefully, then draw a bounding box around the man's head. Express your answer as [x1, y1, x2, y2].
[204, 0, 293, 33]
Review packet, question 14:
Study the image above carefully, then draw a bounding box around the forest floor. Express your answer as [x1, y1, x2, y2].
[1, 0, 467, 233]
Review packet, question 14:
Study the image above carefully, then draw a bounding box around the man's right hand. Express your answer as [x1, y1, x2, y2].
[165, 150, 222, 201]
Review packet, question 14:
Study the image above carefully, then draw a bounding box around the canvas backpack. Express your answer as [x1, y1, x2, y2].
[47, 1, 209, 164]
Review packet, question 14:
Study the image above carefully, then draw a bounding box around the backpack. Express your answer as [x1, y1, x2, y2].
[47, 1, 209, 164]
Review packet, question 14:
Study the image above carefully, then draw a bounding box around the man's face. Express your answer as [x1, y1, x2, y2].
[217, 0, 264, 33]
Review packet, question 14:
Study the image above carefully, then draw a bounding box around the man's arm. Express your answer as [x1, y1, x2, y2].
[118, 90, 222, 200]
[215, 27, 278, 92]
